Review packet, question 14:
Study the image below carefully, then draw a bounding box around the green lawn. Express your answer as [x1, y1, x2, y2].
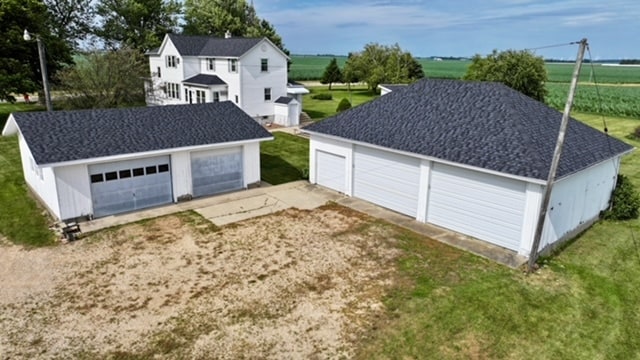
[0, 102, 43, 129]
[303, 85, 378, 120]
[260, 132, 309, 185]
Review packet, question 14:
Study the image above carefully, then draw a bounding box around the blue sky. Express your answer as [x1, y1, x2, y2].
[253, 0, 640, 59]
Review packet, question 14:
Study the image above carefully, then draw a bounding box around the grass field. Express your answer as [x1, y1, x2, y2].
[260, 132, 309, 184]
[290, 55, 640, 84]
[303, 85, 378, 120]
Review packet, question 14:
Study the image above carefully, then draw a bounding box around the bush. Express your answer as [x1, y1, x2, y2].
[605, 174, 640, 220]
[633, 125, 640, 139]
[336, 98, 352, 112]
[311, 93, 332, 100]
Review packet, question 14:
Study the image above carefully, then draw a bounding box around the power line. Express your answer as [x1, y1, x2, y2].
[524, 41, 579, 52]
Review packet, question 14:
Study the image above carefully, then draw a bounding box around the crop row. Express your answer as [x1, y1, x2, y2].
[546, 83, 640, 118]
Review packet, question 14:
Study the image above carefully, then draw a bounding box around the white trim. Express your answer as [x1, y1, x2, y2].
[416, 159, 431, 222]
[1, 114, 18, 136]
[238, 38, 290, 61]
[306, 131, 548, 185]
[39, 137, 273, 168]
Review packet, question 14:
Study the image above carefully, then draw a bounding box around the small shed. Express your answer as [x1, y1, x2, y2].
[273, 96, 300, 127]
[2, 102, 273, 220]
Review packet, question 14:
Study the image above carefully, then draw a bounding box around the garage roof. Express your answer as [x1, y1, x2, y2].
[304, 79, 633, 180]
[6, 101, 272, 165]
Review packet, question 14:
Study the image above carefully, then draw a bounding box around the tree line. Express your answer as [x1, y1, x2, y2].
[2, 0, 549, 109]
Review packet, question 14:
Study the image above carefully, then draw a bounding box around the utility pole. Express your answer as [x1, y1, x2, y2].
[36, 35, 53, 112]
[527, 38, 588, 273]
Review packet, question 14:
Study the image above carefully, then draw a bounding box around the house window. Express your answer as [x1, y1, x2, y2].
[166, 55, 178, 68]
[228, 59, 237, 73]
[264, 88, 271, 101]
[212, 91, 220, 102]
[261, 58, 268, 72]
[235, 95, 239, 103]
[165, 82, 180, 99]
[207, 58, 215, 71]
[196, 90, 206, 103]
[156, 66, 161, 77]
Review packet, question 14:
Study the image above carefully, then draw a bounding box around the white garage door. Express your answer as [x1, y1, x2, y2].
[316, 150, 346, 193]
[353, 146, 421, 217]
[89, 156, 172, 218]
[191, 147, 243, 197]
[428, 163, 526, 251]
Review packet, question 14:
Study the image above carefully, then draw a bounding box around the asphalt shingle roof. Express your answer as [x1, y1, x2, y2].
[275, 96, 294, 104]
[182, 74, 227, 86]
[12, 102, 272, 165]
[167, 34, 263, 57]
[304, 79, 633, 181]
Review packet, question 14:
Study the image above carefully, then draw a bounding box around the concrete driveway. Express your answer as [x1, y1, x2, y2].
[79, 180, 526, 268]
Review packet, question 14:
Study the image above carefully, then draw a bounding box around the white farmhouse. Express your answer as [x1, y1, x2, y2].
[145, 32, 309, 126]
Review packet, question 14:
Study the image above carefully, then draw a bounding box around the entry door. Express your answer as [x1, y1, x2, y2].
[191, 147, 243, 197]
[89, 156, 172, 218]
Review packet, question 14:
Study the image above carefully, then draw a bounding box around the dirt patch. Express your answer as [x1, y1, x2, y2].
[0, 207, 401, 359]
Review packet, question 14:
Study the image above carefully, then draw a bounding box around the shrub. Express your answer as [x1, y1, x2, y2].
[633, 125, 640, 139]
[336, 98, 352, 112]
[311, 93, 332, 100]
[605, 174, 640, 220]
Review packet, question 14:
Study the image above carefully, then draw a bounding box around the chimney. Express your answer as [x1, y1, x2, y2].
[225, 30, 231, 39]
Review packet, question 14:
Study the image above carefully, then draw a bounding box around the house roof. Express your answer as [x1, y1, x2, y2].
[7, 102, 272, 166]
[275, 96, 294, 104]
[167, 33, 264, 57]
[183, 74, 227, 86]
[304, 79, 633, 181]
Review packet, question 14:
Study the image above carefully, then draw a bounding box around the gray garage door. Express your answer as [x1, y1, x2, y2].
[191, 147, 243, 197]
[353, 145, 421, 217]
[316, 150, 346, 193]
[89, 156, 172, 218]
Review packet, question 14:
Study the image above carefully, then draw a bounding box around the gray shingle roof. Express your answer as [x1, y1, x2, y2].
[12, 102, 272, 165]
[167, 34, 262, 57]
[304, 79, 633, 181]
[275, 96, 294, 104]
[183, 74, 227, 86]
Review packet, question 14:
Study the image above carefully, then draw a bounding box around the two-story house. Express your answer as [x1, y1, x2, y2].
[145, 32, 308, 127]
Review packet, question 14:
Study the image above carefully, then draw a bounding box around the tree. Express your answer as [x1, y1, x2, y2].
[0, 0, 73, 102]
[321, 58, 342, 90]
[45, 0, 94, 48]
[94, 0, 181, 52]
[183, 0, 288, 55]
[343, 43, 424, 91]
[56, 49, 147, 109]
[463, 49, 548, 102]
[336, 98, 351, 112]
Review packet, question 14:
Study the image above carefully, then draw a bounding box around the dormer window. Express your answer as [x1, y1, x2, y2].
[207, 58, 215, 71]
[166, 55, 178, 68]
[228, 59, 237, 73]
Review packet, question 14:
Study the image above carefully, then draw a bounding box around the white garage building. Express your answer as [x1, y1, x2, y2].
[2, 102, 272, 221]
[305, 79, 633, 257]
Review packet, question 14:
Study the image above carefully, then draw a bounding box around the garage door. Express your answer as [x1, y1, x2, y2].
[427, 163, 526, 251]
[89, 156, 172, 218]
[316, 150, 347, 193]
[353, 146, 421, 217]
[191, 147, 243, 197]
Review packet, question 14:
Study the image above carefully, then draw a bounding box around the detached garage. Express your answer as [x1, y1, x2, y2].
[2, 101, 272, 221]
[305, 79, 633, 257]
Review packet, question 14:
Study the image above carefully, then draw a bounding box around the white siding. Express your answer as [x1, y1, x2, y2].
[154, 39, 185, 105]
[309, 135, 353, 195]
[353, 145, 421, 217]
[182, 57, 200, 80]
[239, 40, 288, 117]
[55, 164, 92, 220]
[18, 135, 61, 219]
[427, 163, 527, 251]
[540, 158, 620, 250]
